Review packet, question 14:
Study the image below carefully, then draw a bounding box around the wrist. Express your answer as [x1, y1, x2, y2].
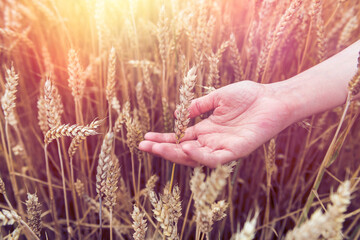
[268, 41, 360, 126]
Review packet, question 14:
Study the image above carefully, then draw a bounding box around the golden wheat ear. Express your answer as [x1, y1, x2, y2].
[131, 205, 148, 240]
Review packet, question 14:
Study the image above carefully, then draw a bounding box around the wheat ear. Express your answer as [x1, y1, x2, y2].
[1, 63, 19, 126]
[45, 123, 98, 144]
[68, 48, 85, 101]
[25, 193, 42, 237]
[132, 205, 148, 240]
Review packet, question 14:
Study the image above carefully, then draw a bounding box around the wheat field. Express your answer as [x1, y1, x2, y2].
[0, 0, 360, 239]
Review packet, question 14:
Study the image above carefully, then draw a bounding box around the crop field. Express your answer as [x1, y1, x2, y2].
[0, 0, 360, 239]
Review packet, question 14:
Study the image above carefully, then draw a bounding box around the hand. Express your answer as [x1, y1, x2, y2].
[139, 81, 293, 167]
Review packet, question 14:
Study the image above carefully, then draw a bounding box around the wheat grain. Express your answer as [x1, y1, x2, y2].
[0, 209, 20, 226]
[229, 33, 245, 82]
[4, 4, 22, 31]
[322, 181, 351, 239]
[68, 119, 102, 158]
[211, 200, 228, 222]
[285, 181, 351, 240]
[348, 51, 360, 97]
[96, 132, 114, 198]
[8, 227, 21, 240]
[44, 78, 63, 129]
[206, 52, 220, 91]
[337, 16, 358, 50]
[145, 175, 159, 196]
[157, 5, 169, 64]
[141, 63, 154, 98]
[191, 163, 234, 234]
[94, 0, 109, 52]
[25, 193, 42, 237]
[313, 2, 326, 62]
[266, 138, 277, 183]
[37, 95, 49, 135]
[68, 49, 85, 101]
[0, 178, 5, 195]
[150, 183, 182, 239]
[111, 96, 121, 115]
[74, 179, 85, 197]
[41, 45, 54, 78]
[231, 211, 259, 240]
[136, 82, 150, 133]
[104, 157, 120, 209]
[162, 97, 172, 132]
[106, 47, 116, 103]
[132, 205, 148, 240]
[114, 101, 130, 132]
[174, 66, 197, 142]
[1, 63, 19, 126]
[125, 111, 143, 153]
[45, 122, 97, 144]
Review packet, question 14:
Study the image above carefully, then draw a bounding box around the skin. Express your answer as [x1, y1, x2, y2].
[139, 40, 360, 168]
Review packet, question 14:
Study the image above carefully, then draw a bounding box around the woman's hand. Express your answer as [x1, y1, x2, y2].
[139, 81, 292, 167]
[139, 40, 360, 167]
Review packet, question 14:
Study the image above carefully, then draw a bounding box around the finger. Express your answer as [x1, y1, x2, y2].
[188, 91, 219, 118]
[144, 132, 177, 143]
[138, 140, 198, 167]
[181, 141, 236, 168]
[144, 130, 197, 143]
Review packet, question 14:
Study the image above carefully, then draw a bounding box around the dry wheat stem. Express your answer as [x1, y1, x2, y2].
[55, 138, 71, 238]
[43, 145, 59, 232]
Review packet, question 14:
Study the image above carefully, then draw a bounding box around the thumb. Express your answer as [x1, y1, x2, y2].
[188, 91, 219, 118]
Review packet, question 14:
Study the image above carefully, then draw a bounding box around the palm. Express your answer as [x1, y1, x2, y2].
[139, 81, 291, 167]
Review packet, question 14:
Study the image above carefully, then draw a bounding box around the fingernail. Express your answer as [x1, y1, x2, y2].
[144, 132, 152, 139]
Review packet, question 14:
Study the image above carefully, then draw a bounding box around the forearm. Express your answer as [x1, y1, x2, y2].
[271, 40, 360, 125]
